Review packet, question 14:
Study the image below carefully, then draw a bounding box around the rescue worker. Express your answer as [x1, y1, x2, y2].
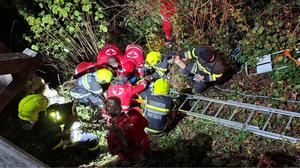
[160, 0, 175, 41]
[105, 96, 149, 165]
[74, 43, 122, 76]
[18, 96, 99, 151]
[139, 51, 170, 99]
[142, 51, 169, 81]
[118, 44, 144, 84]
[70, 68, 113, 108]
[106, 75, 147, 113]
[174, 46, 225, 93]
[144, 78, 174, 134]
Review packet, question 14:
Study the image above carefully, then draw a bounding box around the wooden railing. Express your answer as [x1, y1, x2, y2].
[0, 49, 43, 113]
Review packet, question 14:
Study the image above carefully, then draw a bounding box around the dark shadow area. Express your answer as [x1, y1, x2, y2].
[138, 133, 213, 167]
[257, 151, 298, 167]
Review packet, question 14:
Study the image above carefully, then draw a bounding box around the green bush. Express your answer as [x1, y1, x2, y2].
[18, 0, 109, 77]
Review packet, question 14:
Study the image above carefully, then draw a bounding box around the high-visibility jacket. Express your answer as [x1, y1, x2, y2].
[76, 72, 103, 95]
[180, 47, 225, 82]
[141, 53, 169, 80]
[107, 81, 147, 112]
[144, 94, 173, 133]
[107, 107, 149, 162]
[18, 94, 49, 122]
[97, 44, 122, 65]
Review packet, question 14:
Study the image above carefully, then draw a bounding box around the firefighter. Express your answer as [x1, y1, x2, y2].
[144, 78, 174, 134]
[70, 68, 113, 108]
[105, 96, 149, 165]
[139, 51, 170, 99]
[18, 97, 99, 151]
[174, 46, 225, 93]
[142, 51, 169, 81]
[106, 75, 147, 113]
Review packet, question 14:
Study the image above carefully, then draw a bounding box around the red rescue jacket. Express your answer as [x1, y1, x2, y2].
[106, 107, 149, 162]
[124, 44, 144, 68]
[107, 81, 147, 112]
[97, 44, 122, 65]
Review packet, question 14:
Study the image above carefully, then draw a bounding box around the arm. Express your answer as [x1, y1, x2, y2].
[130, 80, 147, 96]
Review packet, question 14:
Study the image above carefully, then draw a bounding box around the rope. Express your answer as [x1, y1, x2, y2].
[213, 86, 300, 104]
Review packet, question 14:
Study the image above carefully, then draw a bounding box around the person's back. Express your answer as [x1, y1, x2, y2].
[144, 94, 173, 133]
[144, 78, 174, 134]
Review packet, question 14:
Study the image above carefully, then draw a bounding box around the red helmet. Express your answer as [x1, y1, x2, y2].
[74, 62, 99, 75]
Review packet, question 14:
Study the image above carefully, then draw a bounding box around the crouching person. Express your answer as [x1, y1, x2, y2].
[18, 95, 99, 151]
[70, 68, 113, 108]
[144, 79, 174, 134]
[174, 46, 225, 93]
[105, 97, 149, 165]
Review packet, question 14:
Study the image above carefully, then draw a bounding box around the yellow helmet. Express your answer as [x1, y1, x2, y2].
[95, 68, 113, 84]
[18, 94, 49, 122]
[146, 51, 161, 66]
[153, 78, 169, 95]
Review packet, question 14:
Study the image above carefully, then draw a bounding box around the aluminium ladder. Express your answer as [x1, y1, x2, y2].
[171, 91, 300, 143]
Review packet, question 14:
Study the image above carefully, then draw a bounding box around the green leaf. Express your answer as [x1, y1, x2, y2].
[294, 85, 300, 89]
[257, 27, 265, 35]
[99, 25, 108, 33]
[31, 45, 39, 51]
[74, 10, 80, 16]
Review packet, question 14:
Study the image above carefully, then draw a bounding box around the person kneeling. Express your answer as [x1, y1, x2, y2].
[144, 79, 174, 134]
[105, 97, 149, 165]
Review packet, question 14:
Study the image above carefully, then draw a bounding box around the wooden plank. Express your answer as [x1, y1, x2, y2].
[0, 54, 43, 113]
[0, 136, 46, 167]
[0, 53, 39, 74]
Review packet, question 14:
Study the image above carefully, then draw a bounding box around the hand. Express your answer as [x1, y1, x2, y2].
[144, 75, 153, 81]
[193, 74, 204, 82]
[174, 56, 186, 69]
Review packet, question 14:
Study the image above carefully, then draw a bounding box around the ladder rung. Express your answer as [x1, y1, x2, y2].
[229, 108, 238, 121]
[262, 113, 273, 131]
[245, 110, 255, 125]
[189, 99, 200, 112]
[285, 117, 293, 130]
[214, 104, 225, 117]
[178, 97, 189, 112]
[201, 102, 212, 115]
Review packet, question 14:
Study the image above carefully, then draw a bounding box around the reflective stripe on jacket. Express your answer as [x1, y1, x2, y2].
[77, 73, 103, 94]
[144, 94, 173, 133]
[180, 47, 225, 82]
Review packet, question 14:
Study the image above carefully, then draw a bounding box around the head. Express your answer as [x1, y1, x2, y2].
[105, 96, 122, 117]
[194, 47, 215, 63]
[153, 78, 170, 95]
[111, 75, 127, 85]
[108, 57, 119, 68]
[18, 94, 49, 123]
[146, 51, 162, 66]
[31, 76, 46, 94]
[95, 68, 113, 84]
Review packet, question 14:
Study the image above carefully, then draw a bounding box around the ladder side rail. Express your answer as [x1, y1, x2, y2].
[185, 111, 298, 143]
[184, 94, 300, 117]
